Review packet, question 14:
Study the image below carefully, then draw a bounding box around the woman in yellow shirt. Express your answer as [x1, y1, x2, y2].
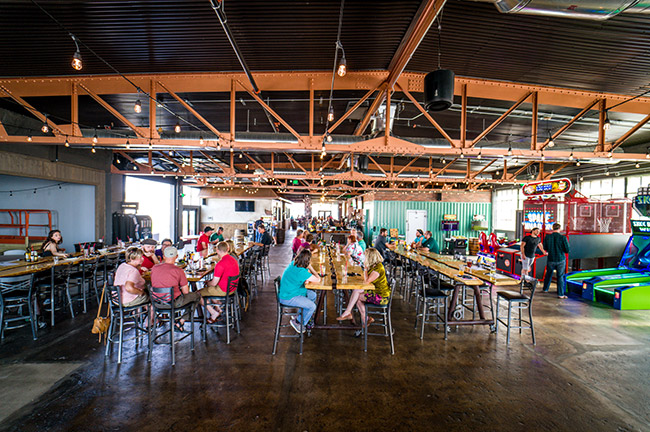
[337, 248, 391, 326]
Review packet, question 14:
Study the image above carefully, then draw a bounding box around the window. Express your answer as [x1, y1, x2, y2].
[492, 188, 524, 231]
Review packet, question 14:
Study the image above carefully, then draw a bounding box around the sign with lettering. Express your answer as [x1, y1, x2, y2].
[522, 178, 572, 197]
[631, 220, 650, 235]
[633, 193, 650, 217]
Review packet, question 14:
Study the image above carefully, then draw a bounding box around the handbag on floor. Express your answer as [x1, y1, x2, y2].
[92, 282, 111, 342]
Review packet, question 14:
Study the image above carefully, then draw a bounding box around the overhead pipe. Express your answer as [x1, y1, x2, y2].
[209, 0, 260, 94]
[473, 0, 650, 20]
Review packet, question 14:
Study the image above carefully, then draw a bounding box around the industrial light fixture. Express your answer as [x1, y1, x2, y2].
[70, 34, 82, 71]
[327, 106, 334, 122]
[336, 40, 347, 77]
[547, 131, 555, 148]
[41, 116, 49, 133]
[134, 99, 142, 113]
[64, 137, 70, 147]
[603, 110, 611, 131]
[174, 122, 181, 133]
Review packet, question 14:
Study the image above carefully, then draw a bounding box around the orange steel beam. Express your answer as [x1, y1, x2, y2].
[539, 98, 600, 150]
[395, 156, 419, 177]
[366, 155, 388, 177]
[460, 83, 467, 148]
[238, 80, 303, 142]
[78, 84, 147, 138]
[157, 81, 225, 140]
[242, 152, 270, 175]
[530, 91, 538, 150]
[158, 151, 184, 172]
[472, 91, 533, 145]
[508, 161, 534, 180]
[543, 161, 572, 180]
[537, 161, 545, 180]
[117, 151, 151, 170]
[385, 89, 391, 145]
[609, 111, 650, 152]
[309, 78, 314, 138]
[230, 80, 236, 141]
[0, 85, 64, 136]
[284, 153, 309, 174]
[397, 82, 455, 147]
[70, 82, 81, 137]
[597, 99, 607, 153]
[149, 80, 159, 139]
[386, 0, 446, 88]
[433, 157, 459, 178]
[199, 151, 232, 174]
[4, 72, 650, 114]
[354, 86, 386, 136]
[466, 159, 471, 178]
[0, 117, 7, 140]
[327, 86, 378, 135]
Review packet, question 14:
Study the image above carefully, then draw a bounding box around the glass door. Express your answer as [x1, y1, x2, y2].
[182, 206, 200, 237]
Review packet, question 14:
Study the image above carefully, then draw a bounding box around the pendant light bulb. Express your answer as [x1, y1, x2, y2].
[41, 121, 49, 134]
[603, 110, 611, 131]
[134, 100, 142, 113]
[27, 135, 32, 142]
[326, 133, 333, 143]
[199, 136, 204, 145]
[337, 56, 347, 77]
[91, 147, 96, 154]
[576, 160, 581, 167]
[92, 133, 98, 144]
[569, 150, 574, 161]
[125, 140, 130, 149]
[605, 169, 610, 176]
[174, 122, 181, 133]
[64, 138, 70, 147]
[635, 162, 641, 169]
[71, 50, 83, 71]
[507, 145, 512, 156]
[327, 106, 334, 122]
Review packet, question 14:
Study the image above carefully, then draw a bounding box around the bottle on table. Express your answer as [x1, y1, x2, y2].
[25, 247, 31, 262]
[31, 246, 38, 261]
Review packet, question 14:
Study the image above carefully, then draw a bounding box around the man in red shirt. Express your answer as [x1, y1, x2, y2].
[199, 241, 240, 323]
[151, 246, 201, 327]
[196, 226, 214, 257]
[140, 238, 160, 271]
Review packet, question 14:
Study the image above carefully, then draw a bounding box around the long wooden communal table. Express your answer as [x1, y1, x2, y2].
[0, 249, 125, 326]
[394, 247, 500, 329]
[305, 246, 373, 330]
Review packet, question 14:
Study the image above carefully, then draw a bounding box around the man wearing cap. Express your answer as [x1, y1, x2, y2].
[209, 227, 225, 244]
[151, 246, 202, 326]
[140, 238, 160, 271]
[251, 224, 273, 250]
[196, 226, 214, 257]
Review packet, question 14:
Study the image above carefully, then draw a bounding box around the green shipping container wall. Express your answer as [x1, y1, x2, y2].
[365, 201, 492, 250]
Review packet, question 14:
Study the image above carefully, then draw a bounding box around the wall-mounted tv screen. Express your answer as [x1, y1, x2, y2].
[235, 200, 255, 212]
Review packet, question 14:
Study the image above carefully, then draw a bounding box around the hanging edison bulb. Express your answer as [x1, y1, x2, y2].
[327, 106, 334, 122]
[134, 100, 142, 113]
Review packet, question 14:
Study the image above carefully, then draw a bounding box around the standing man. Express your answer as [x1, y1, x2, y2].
[196, 226, 214, 257]
[543, 223, 570, 298]
[374, 228, 389, 258]
[521, 227, 547, 278]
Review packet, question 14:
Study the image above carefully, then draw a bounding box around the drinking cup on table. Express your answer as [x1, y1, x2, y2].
[459, 264, 465, 276]
[53, 256, 59, 264]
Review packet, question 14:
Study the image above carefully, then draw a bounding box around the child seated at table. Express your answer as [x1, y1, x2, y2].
[278, 249, 321, 333]
[337, 248, 391, 332]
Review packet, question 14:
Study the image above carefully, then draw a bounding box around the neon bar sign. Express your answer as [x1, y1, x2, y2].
[522, 178, 572, 197]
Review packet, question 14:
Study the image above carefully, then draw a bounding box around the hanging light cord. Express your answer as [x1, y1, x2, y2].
[436, 10, 443, 70]
[325, 0, 346, 134]
[29, 0, 204, 134]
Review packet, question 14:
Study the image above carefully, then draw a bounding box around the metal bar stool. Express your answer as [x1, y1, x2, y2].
[202, 274, 241, 344]
[272, 276, 304, 355]
[0, 274, 38, 341]
[495, 277, 538, 345]
[363, 291, 395, 355]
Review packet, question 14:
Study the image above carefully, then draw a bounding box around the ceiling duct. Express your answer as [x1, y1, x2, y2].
[476, 0, 650, 20]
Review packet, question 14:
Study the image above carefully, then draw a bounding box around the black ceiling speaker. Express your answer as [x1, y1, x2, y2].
[424, 69, 455, 111]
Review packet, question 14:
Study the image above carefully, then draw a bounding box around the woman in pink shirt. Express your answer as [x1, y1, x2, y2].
[113, 247, 149, 307]
[292, 229, 304, 256]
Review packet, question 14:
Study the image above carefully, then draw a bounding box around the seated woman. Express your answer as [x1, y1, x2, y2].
[337, 248, 391, 331]
[279, 249, 321, 333]
[297, 233, 315, 254]
[344, 234, 365, 267]
[292, 229, 304, 257]
[225, 239, 238, 259]
[40, 229, 69, 258]
[113, 247, 149, 307]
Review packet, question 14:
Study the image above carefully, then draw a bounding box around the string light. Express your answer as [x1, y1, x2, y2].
[41, 117, 50, 134]
[646, 148, 650, 159]
[507, 144, 512, 156]
[91, 147, 96, 153]
[547, 131, 555, 147]
[199, 136, 204, 145]
[635, 162, 641, 168]
[125, 140, 131, 149]
[576, 160, 581, 167]
[27, 135, 32, 142]
[70, 35, 82, 70]
[569, 149, 574, 161]
[326, 133, 333, 142]
[327, 106, 334, 122]
[541, 151, 545, 161]
[64, 137, 70, 147]
[92, 133, 98, 144]
[603, 110, 611, 131]
[134, 99, 142, 113]
[174, 123, 181, 133]
[605, 169, 610, 176]
[460, 149, 465, 159]
[477, 148, 482, 160]
[230, 143, 234, 153]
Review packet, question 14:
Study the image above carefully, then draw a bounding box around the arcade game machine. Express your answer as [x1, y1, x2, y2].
[441, 214, 467, 255]
[566, 187, 650, 309]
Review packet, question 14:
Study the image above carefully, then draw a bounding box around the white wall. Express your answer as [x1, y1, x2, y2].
[124, 176, 174, 241]
[201, 198, 276, 223]
[0, 174, 95, 252]
[312, 202, 339, 219]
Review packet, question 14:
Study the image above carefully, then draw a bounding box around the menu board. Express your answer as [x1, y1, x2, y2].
[522, 178, 572, 197]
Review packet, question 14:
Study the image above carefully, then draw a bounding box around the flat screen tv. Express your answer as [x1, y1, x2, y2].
[235, 200, 255, 212]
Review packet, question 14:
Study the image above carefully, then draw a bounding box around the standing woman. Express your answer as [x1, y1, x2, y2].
[337, 248, 391, 330]
[40, 230, 68, 258]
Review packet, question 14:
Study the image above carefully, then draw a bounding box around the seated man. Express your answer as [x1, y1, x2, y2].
[209, 227, 225, 244]
[251, 224, 273, 250]
[150, 246, 202, 329]
[374, 228, 389, 258]
[199, 242, 240, 323]
[418, 231, 440, 253]
[410, 229, 425, 248]
[196, 226, 214, 258]
[140, 238, 160, 271]
[155, 238, 173, 260]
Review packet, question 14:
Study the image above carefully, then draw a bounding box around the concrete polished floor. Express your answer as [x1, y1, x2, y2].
[0, 231, 649, 432]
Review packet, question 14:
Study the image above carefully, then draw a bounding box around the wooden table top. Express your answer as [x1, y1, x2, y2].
[305, 249, 373, 291]
[0, 250, 124, 278]
[394, 249, 483, 287]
